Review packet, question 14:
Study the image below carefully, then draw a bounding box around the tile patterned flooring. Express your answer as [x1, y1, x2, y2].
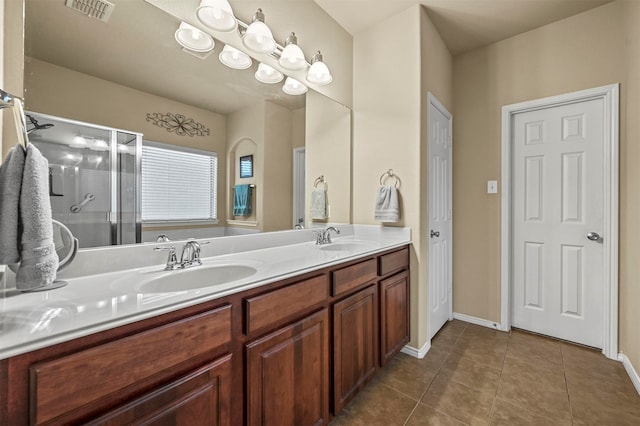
[330, 320, 640, 425]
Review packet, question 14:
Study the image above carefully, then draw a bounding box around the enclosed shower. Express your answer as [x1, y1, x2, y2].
[26, 112, 142, 248]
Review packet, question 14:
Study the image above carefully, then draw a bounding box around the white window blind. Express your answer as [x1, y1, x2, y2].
[141, 142, 217, 222]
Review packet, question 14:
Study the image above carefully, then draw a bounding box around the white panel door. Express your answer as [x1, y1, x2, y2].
[512, 98, 604, 347]
[427, 94, 453, 340]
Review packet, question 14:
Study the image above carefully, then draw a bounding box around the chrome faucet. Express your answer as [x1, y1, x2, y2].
[180, 240, 202, 269]
[155, 239, 209, 270]
[314, 226, 341, 245]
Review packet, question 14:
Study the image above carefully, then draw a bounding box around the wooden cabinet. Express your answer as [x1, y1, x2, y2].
[1, 244, 411, 425]
[88, 354, 232, 426]
[333, 285, 379, 413]
[380, 271, 410, 366]
[246, 309, 330, 426]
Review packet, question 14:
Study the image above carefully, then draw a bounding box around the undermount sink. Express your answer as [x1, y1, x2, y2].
[137, 264, 258, 293]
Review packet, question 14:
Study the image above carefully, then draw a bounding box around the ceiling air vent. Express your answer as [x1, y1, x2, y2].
[65, 0, 115, 23]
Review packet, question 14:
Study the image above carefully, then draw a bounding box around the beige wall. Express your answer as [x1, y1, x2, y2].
[1, 0, 24, 160]
[306, 90, 351, 226]
[352, 5, 452, 350]
[453, 0, 639, 371]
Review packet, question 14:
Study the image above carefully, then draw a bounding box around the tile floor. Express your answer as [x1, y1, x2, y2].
[330, 320, 640, 425]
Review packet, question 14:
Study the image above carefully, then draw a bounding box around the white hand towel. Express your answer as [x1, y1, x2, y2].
[0, 145, 26, 264]
[310, 188, 328, 220]
[375, 185, 399, 223]
[15, 144, 58, 291]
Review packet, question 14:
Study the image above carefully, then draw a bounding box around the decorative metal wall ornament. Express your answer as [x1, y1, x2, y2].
[146, 112, 210, 137]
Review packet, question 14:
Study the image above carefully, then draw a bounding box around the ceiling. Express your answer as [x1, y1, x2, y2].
[314, 0, 613, 55]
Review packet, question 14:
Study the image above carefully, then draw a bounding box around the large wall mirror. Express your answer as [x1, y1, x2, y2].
[23, 0, 351, 249]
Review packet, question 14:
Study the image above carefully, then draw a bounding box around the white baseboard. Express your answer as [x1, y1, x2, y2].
[401, 340, 431, 359]
[453, 312, 503, 331]
[618, 353, 640, 395]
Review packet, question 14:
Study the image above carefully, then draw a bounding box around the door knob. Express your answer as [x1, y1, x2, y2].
[586, 232, 601, 241]
[430, 230, 440, 238]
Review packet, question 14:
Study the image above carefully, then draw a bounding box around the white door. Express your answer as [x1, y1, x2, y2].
[512, 98, 604, 347]
[292, 147, 306, 227]
[427, 93, 453, 340]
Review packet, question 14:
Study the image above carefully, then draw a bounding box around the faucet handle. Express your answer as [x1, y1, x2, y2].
[154, 245, 179, 270]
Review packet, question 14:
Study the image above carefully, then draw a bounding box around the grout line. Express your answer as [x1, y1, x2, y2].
[560, 343, 576, 425]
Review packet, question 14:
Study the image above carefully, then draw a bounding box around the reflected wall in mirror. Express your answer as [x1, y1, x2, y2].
[23, 0, 351, 249]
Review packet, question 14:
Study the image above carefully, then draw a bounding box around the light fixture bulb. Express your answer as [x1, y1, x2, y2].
[71, 135, 87, 147]
[174, 22, 215, 53]
[219, 45, 252, 69]
[282, 77, 308, 95]
[306, 50, 333, 85]
[196, 0, 237, 32]
[242, 9, 276, 54]
[279, 32, 307, 71]
[255, 63, 284, 84]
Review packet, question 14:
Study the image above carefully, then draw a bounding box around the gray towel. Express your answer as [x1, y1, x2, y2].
[375, 185, 400, 223]
[310, 188, 327, 220]
[15, 144, 58, 290]
[0, 144, 26, 264]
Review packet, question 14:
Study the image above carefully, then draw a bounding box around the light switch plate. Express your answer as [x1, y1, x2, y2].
[487, 180, 498, 194]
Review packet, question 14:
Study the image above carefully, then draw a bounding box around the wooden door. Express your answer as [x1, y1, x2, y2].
[427, 93, 453, 339]
[512, 97, 605, 347]
[380, 271, 410, 366]
[333, 285, 378, 413]
[246, 309, 329, 426]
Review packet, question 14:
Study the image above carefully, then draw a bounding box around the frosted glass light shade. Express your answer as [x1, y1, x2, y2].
[282, 77, 307, 95]
[242, 9, 276, 54]
[255, 63, 283, 84]
[219, 45, 252, 69]
[71, 135, 87, 147]
[174, 22, 215, 53]
[306, 51, 332, 85]
[279, 33, 306, 71]
[196, 0, 237, 32]
[93, 139, 109, 152]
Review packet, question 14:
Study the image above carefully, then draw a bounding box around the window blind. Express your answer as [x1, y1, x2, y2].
[141, 143, 217, 222]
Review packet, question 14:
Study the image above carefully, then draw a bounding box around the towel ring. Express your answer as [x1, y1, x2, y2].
[314, 175, 327, 190]
[379, 169, 400, 188]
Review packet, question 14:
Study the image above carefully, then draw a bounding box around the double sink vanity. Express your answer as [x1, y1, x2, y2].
[0, 225, 411, 425]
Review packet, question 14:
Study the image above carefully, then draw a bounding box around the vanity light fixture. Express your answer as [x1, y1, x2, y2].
[93, 139, 109, 151]
[174, 22, 215, 53]
[219, 44, 252, 69]
[278, 32, 307, 71]
[242, 8, 276, 54]
[255, 63, 284, 84]
[282, 77, 308, 95]
[196, 0, 237, 32]
[306, 51, 332, 85]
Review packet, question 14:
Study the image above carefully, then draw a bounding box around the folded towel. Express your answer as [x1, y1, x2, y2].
[233, 184, 252, 217]
[375, 185, 400, 223]
[0, 144, 26, 264]
[15, 144, 58, 290]
[310, 188, 327, 220]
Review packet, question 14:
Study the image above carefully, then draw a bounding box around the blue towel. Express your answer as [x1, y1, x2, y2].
[233, 184, 252, 217]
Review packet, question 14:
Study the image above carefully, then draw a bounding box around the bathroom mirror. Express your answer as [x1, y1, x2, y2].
[23, 0, 351, 248]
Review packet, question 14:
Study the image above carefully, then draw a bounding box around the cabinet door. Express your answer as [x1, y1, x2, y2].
[246, 309, 329, 426]
[333, 285, 378, 413]
[88, 354, 232, 426]
[380, 271, 410, 366]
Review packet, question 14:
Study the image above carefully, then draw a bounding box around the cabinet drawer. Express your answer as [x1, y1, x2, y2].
[30, 304, 232, 425]
[88, 354, 232, 426]
[332, 259, 377, 296]
[379, 247, 409, 276]
[245, 275, 328, 335]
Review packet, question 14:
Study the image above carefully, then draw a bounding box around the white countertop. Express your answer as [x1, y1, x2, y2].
[0, 225, 410, 360]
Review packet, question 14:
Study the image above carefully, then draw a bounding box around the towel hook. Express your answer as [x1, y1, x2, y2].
[379, 169, 400, 188]
[314, 175, 327, 190]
